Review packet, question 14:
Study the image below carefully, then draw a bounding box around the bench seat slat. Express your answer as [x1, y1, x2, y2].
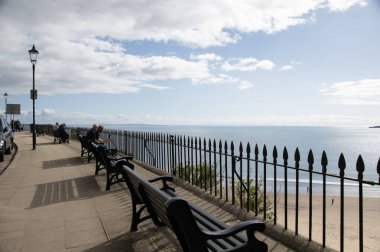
[192, 210, 247, 247]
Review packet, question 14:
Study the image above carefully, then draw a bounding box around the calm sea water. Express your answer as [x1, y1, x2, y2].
[105, 125, 380, 196]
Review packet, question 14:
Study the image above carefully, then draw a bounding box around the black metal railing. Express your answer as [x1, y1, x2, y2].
[71, 127, 380, 251]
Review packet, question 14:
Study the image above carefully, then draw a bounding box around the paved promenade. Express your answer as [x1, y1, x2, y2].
[0, 132, 294, 252]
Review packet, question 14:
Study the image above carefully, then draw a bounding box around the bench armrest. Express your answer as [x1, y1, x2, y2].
[109, 156, 133, 162]
[203, 220, 265, 240]
[148, 176, 175, 192]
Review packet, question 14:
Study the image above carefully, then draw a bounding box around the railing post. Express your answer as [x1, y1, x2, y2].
[124, 131, 128, 156]
[247, 143, 251, 212]
[219, 140, 223, 199]
[179, 136, 183, 179]
[273, 146, 278, 224]
[231, 142, 235, 205]
[213, 139, 217, 196]
[283, 147, 288, 230]
[263, 145, 267, 220]
[295, 148, 300, 235]
[307, 150, 314, 242]
[208, 139, 212, 193]
[356, 155, 364, 252]
[254, 144, 259, 216]
[321, 151, 328, 247]
[239, 142, 243, 209]
[224, 141, 228, 202]
[338, 153, 346, 252]
[170, 135, 175, 176]
[191, 137, 194, 185]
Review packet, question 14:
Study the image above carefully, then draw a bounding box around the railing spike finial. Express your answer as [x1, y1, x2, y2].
[263, 144, 267, 157]
[239, 142, 243, 153]
[231, 141, 234, 151]
[356, 155, 365, 173]
[308, 149, 314, 165]
[321, 151, 328, 166]
[321, 151, 328, 173]
[247, 142, 251, 153]
[295, 148, 300, 162]
[273, 145, 278, 159]
[283, 147, 288, 160]
[338, 153, 346, 176]
[255, 144, 259, 155]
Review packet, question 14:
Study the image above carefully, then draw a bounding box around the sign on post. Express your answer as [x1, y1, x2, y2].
[30, 89, 37, 99]
[6, 104, 21, 115]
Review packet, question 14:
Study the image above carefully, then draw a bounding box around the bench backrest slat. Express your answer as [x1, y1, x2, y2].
[138, 177, 172, 227]
[165, 197, 210, 252]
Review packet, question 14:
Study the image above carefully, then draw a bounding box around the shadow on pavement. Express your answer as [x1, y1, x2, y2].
[27, 175, 103, 209]
[83, 227, 182, 252]
[43, 157, 87, 169]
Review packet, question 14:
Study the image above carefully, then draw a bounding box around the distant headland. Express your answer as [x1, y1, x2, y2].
[369, 126, 380, 128]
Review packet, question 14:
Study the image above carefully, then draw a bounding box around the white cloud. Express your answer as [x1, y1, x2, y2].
[319, 78, 380, 105]
[222, 58, 275, 72]
[0, 0, 366, 97]
[327, 0, 367, 11]
[140, 83, 171, 90]
[282, 65, 293, 70]
[190, 53, 223, 62]
[41, 108, 55, 116]
[281, 61, 302, 70]
[192, 74, 253, 90]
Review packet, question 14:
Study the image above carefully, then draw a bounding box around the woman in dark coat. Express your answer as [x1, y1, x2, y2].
[57, 123, 69, 143]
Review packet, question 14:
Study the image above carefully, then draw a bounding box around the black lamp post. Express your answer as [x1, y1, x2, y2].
[28, 44, 39, 150]
[3, 92, 8, 121]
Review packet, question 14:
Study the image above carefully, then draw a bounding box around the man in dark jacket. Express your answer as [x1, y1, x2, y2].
[86, 124, 97, 141]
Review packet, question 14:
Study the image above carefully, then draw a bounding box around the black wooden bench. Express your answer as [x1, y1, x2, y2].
[53, 129, 59, 144]
[96, 143, 134, 191]
[78, 134, 92, 161]
[121, 166, 174, 231]
[90, 141, 107, 175]
[122, 166, 268, 252]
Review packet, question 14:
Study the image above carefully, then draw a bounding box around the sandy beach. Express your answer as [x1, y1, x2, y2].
[273, 193, 380, 252]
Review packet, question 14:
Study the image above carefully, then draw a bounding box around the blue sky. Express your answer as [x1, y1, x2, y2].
[0, 0, 379, 126]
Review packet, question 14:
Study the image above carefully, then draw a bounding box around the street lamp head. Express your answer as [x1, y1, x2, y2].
[4, 92, 8, 99]
[28, 44, 39, 64]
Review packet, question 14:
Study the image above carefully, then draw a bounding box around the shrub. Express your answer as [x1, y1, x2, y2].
[235, 178, 274, 220]
[177, 162, 219, 190]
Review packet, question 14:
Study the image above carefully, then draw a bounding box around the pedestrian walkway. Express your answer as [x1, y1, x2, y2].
[0, 132, 294, 252]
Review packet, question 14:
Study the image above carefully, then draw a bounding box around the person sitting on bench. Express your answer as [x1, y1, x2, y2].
[53, 122, 59, 143]
[86, 124, 98, 142]
[57, 123, 69, 143]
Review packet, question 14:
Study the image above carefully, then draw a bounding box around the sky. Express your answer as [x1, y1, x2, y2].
[0, 0, 379, 127]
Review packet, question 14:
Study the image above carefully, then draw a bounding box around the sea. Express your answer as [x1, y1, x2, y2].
[104, 125, 380, 197]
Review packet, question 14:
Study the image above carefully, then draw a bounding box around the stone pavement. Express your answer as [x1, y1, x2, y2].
[0, 132, 294, 252]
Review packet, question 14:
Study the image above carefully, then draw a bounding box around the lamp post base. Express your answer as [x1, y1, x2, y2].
[32, 132, 36, 150]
